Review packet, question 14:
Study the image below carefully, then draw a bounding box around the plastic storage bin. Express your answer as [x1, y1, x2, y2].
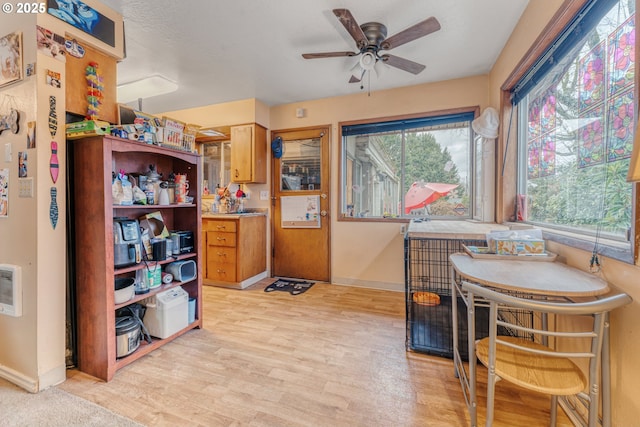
[165, 260, 196, 282]
[142, 286, 189, 339]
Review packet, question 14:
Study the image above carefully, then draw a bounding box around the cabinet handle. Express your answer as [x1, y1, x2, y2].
[216, 237, 226, 241]
[216, 225, 226, 229]
[235, 169, 239, 178]
[216, 252, 226, 257]
[216, 269, 226, 273]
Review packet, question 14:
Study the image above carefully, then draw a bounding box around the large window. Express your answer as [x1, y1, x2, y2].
[515, 0, 635, 242]
[340, 111, 475, 220]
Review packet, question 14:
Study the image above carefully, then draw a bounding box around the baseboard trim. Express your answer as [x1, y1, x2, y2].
[0, 363, 66, 393]
[0, 365, 38, 393]
[331, 277, 403, 292]
[203, 271, 268, 289]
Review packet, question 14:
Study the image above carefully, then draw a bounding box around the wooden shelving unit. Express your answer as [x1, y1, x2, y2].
[71, 135, 202, 381]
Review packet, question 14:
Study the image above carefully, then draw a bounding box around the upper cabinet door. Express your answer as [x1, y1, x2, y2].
[230, 124, 267, 183]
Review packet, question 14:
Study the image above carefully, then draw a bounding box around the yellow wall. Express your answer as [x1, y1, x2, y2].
[270, 76, 489, 289]
[163, 98, 268, 128]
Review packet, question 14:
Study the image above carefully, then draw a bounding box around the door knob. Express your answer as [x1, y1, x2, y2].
[321, 193, 327, 199]
[320, 210, 327, 217]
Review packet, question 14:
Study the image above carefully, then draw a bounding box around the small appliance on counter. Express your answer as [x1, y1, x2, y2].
[113, 217, 142, 268]
[142, 286, 189, 339]
[115, 315, 141, 358]
[114, 277, 135, 304]
[172, 230, 194, 254]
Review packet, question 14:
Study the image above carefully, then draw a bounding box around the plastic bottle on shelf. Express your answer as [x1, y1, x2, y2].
[145, 180, 155, 205]
[158, 181, 170, 205]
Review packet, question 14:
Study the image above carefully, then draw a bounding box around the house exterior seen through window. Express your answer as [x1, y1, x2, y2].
[516, 0, 634, 241]
[340, 111, 474, 220]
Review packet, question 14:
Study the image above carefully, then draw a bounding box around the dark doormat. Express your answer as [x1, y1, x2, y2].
[264, 278, 315, 295]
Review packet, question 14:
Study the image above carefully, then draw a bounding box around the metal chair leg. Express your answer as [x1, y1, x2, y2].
[550, 395, 558, 426]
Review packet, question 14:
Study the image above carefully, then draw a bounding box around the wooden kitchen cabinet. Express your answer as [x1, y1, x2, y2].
[71, 135, 202, 381]
[203, 215, 267, 288]
[230, 123, 267, 183]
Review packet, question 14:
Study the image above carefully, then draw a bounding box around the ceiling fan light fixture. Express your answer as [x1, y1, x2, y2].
[359, 52, 377, 71]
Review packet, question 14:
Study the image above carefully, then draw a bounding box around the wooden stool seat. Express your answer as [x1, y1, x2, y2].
[476, 336, 587, 395]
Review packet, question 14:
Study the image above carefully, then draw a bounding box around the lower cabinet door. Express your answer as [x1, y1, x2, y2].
[206, 246, 237, 282]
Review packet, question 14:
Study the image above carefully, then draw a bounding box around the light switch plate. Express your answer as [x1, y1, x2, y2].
[260, 190, 269, 200]
[4, 143, 11, 162]
[18, 178, 34, 198]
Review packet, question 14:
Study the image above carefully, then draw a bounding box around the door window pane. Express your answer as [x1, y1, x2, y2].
[280, 138, 321, 191]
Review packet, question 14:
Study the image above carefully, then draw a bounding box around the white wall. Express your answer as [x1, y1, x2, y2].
[0, 13, 67, 391]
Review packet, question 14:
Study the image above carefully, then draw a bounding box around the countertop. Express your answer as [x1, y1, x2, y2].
[406, 220, 509, 239]
[202, 211, 267, 219]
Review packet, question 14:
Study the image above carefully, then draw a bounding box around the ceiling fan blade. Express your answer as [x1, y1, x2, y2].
[302, 51, 358, 59]
[381, 54, 426, 75]
[333, 9, 368, 49]
[381, 16, 441, 50]
[349, 68, 366, 83]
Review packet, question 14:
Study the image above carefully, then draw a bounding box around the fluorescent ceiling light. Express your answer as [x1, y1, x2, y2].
[117, 75, 178, 103]
[198, 129, 226, 137]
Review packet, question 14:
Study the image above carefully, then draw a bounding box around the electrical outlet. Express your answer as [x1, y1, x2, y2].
[18, 177, 34, 198]
[4, 143, 11, 162]
[400, 225, 406, 235]
[260, 190, 269, 200]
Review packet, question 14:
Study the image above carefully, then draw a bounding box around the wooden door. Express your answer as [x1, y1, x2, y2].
[271, 126, 330, 282]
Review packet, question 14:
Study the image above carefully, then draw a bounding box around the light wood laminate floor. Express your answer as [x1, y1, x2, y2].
[60, 279, 572, 426]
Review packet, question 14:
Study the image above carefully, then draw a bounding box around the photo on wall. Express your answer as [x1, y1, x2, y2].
[47, 0, 116, 47]
[27, 121, 36, 149]
[0, 31, 23, 88]
[18, 152, 27, 178]
[0, 168, 8, 217]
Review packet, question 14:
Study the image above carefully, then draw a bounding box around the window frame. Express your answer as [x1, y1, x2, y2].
[498, 0, 637, 264]
[338, 106, 479, 223]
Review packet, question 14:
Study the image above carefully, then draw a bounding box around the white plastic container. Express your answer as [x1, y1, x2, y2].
[142, 286, 189, 339]
[165, 260, 196, 282]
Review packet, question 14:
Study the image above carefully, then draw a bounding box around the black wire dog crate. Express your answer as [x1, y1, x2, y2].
[405, 236, 488, 360]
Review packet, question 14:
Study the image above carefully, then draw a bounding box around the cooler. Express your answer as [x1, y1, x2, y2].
[142, 286, 189, 339]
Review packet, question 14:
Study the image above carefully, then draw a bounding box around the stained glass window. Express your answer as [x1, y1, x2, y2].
[517, 0, 634, 239]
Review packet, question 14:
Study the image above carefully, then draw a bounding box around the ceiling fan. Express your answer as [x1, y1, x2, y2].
[302, 9, 441, 84]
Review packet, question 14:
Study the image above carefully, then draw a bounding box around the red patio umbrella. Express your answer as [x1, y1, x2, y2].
[404, 182, 459, 214]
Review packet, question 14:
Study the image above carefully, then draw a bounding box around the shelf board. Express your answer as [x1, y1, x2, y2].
[114, 278, 197, 310]
[115, 253, 196, 275]
[109, 136, 201, 163]
[114, 319, 202, 371]
[114, 203, 197, 209]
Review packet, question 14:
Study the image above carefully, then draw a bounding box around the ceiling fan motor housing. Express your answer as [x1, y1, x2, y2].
[360, 22, 387, 49]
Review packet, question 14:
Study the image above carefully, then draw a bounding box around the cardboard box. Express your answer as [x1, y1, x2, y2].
[494, 238, 545, 255]
[65, 120, 111, 139]
[139, 211, 170, 259]
[139, 211, 170, 239]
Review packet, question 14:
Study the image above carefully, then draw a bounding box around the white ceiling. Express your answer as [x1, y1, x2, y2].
[99, 0, 529, 114]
